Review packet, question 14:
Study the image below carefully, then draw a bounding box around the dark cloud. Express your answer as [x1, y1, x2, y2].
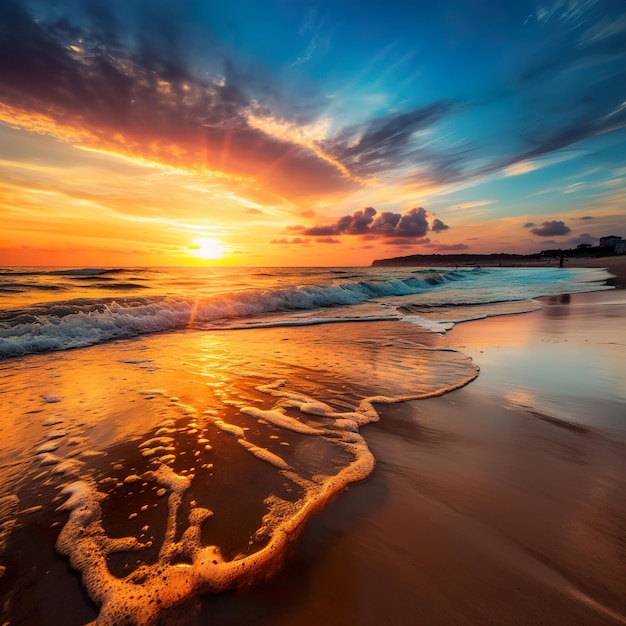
[531, 220, 571, 237]
[0, 4, 470, 200]
[437, 243, 470, 251]
[303, 225, 339, 237]
[431, 218, 450, 232]
[391, 208, 430, 238]
[326, 104, 456, 179]
[340, 206, 377, 234]
[326, 107, 478, 193]
[299, 207, 438, 239]
[385, 237, 431, 246]
[578, 216, 594, 220]
[523, 222, 536, 228]
[315, 237, 341, 244]
[567, 233, 598, 246]
[270, 237, 311, 245]
[0, 2, 352, 200]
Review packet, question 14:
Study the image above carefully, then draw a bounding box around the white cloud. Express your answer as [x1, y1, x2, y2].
[447, 200, 495, 211]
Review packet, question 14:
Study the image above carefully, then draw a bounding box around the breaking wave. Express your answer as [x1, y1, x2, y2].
[0, 267, 612, 358]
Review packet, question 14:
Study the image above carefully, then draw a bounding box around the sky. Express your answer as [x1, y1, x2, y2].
[0, 0, 625, 267]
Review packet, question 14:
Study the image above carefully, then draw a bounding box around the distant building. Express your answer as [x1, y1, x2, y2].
[616, 240, 626, 254]
[599, 235, 623, 249]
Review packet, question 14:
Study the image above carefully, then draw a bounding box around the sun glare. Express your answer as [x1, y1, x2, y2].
[191, 237, 224, 259]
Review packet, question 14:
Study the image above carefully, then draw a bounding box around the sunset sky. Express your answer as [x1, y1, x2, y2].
[1, 0, 625, 266]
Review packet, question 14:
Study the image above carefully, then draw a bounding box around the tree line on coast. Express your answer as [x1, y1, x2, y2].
[371, 244, 619, 267]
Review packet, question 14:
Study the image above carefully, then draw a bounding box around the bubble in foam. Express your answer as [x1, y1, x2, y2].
[139, 436, 175, 449]
[157, 454, 176, 465]
[52, 458, 84, 476]
[39, 453, 62, 466]
[155, 427, 176, 436]
[141, 445, 175, 458]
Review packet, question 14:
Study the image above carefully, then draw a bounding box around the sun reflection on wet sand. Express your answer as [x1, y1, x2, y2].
[0, 321, 477, 625]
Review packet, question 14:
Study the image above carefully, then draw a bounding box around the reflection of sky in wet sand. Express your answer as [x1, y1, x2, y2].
[449, 291, 626, 431]
[0, 321, 477, 624]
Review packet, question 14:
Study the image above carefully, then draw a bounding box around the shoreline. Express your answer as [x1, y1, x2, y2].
[192, 259, 626, 624]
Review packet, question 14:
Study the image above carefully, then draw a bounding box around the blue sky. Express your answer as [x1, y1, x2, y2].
[0, 0, 624, 265]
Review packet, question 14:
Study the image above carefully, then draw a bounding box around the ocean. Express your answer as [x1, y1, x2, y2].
[0, 265, 616, 625]
[0, 265, 612, 357]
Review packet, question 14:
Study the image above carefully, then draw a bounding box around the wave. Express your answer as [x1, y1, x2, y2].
[0, 268, 130, 277]
[0, 267, 611, 358]
[0, 282, 67, 292]
[84, 282, 149, 290]
[0, 272, 455, 357]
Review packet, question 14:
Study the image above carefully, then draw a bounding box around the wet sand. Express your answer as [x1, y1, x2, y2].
[0, 319, 476, 625]
[193, 261, 626, 625]
[566, 255, 626, 288]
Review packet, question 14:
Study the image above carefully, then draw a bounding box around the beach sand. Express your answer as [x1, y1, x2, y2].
[192, 259, 626, 625]
[1, 259, 625, 625]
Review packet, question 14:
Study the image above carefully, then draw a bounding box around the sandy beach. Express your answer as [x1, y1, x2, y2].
[190, 258, 626, 625]
[0, 260, 624, 625]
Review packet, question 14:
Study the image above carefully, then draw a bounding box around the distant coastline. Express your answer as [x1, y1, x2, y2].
[371, 249, 622, 268]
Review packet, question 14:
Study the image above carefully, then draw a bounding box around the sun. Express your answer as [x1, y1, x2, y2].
[191, 237, 224, 259]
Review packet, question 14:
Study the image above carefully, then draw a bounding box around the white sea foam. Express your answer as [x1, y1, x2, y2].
[240, 407, 326, 435]
[210, 418, 246, 438]
[39, 362, 409, 625]
[238, 439, 290, 470]
[402, 316, 456, 333]
[52, 459, 84, 476]
[56, 412, 376, 625]
[139, 436, 175, 449]
[39, 453, 62, 466]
